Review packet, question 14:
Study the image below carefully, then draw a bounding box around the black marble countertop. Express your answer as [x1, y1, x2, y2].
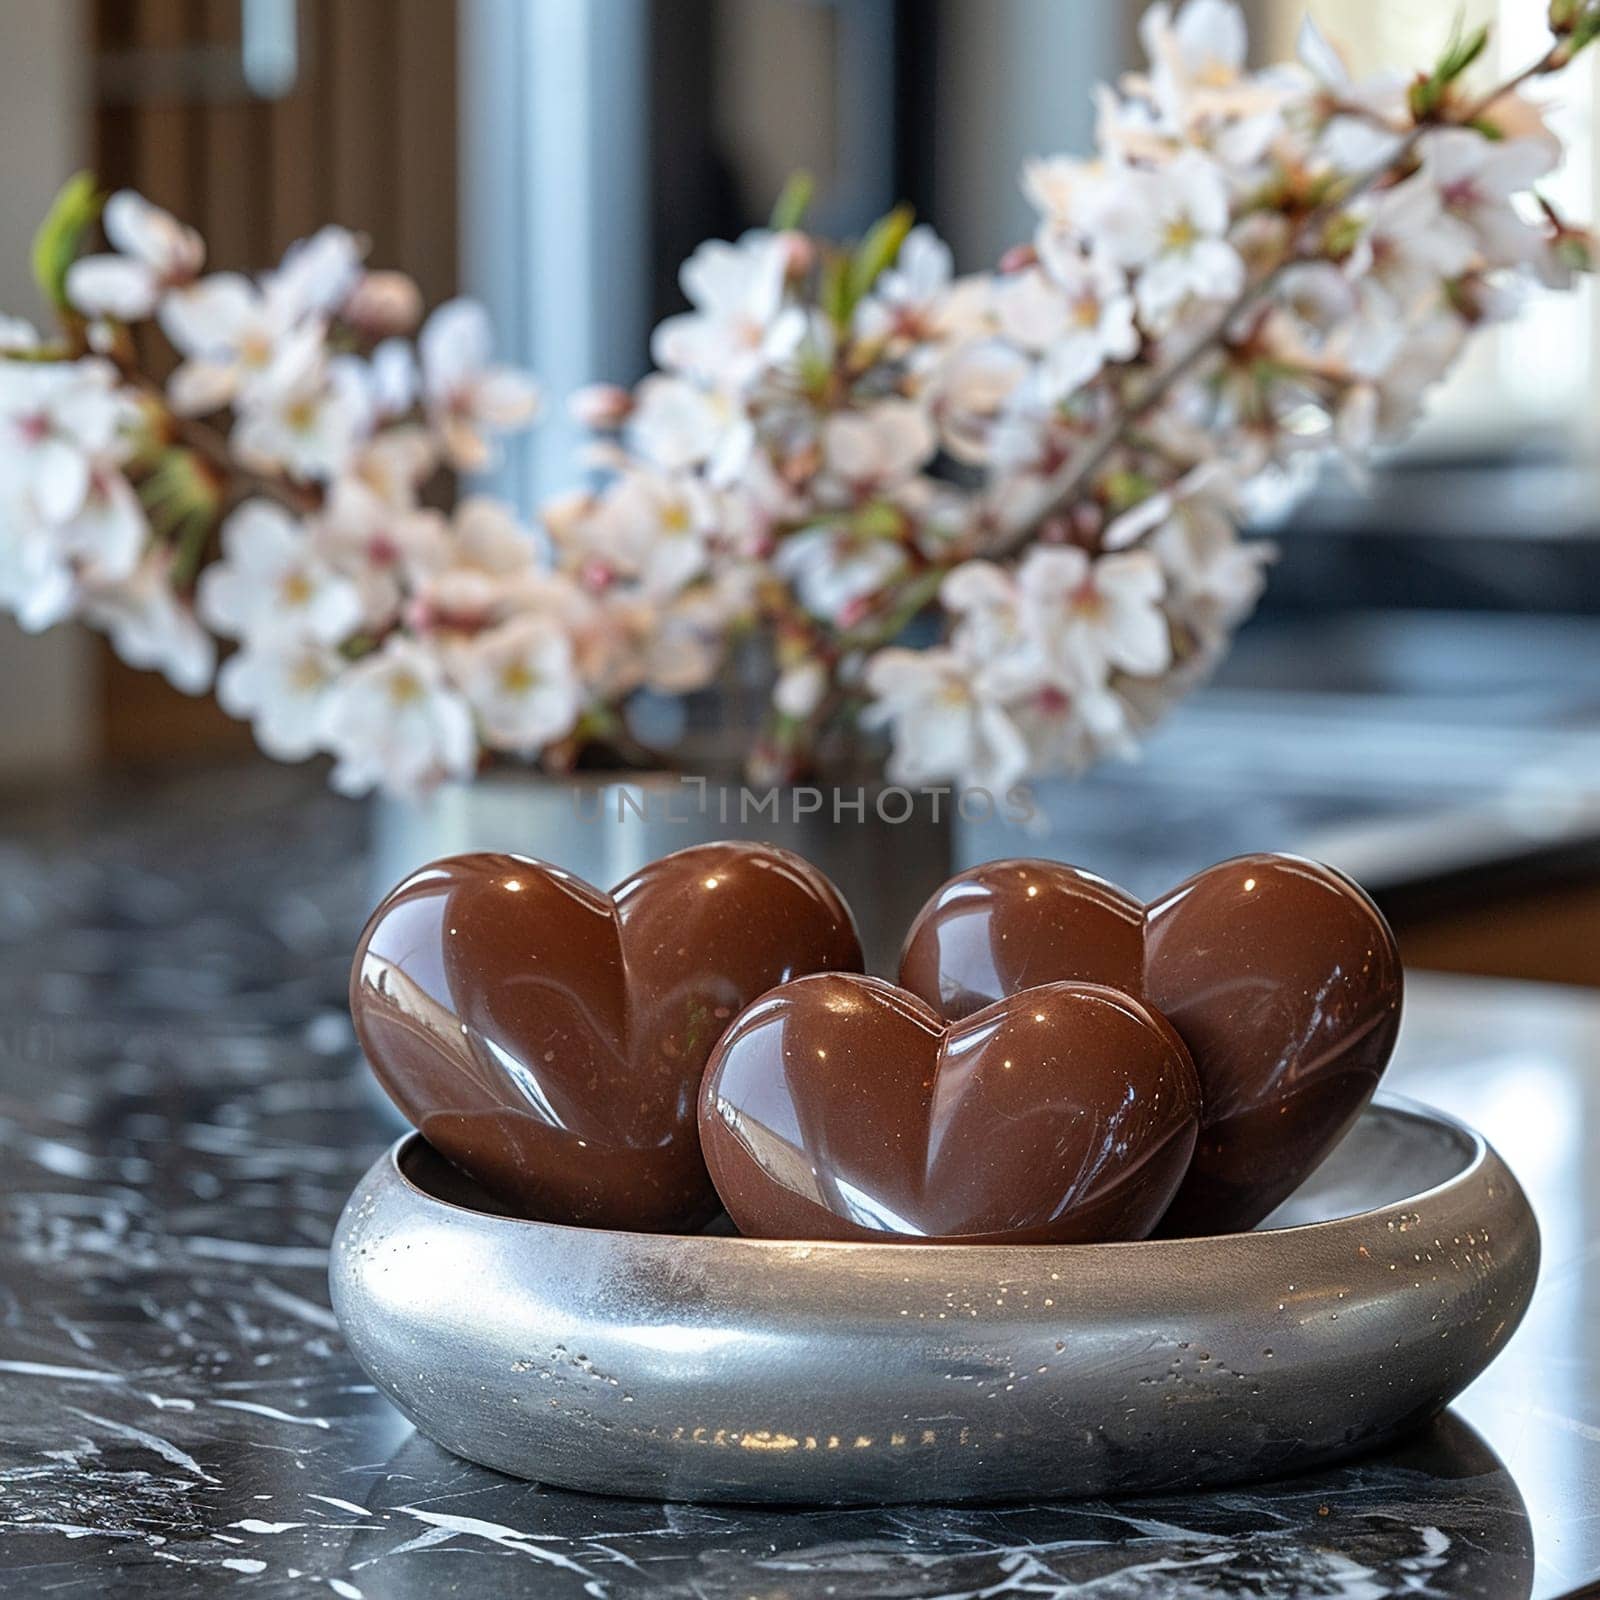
[0, 766, 1597, 1599]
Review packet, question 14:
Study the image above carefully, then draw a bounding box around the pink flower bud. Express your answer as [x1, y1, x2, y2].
[580, 558, 616, 593]
[777, 230, 817, 278]
[344, 271, 424, 336]
[568, 383, 634, 429]
[837, 594, 873, 630]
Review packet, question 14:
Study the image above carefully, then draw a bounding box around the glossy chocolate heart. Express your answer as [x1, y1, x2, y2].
[350, 843, 863, 1231]
[899, 853, 1402, 1236]
[698, 973, 1201, 1244]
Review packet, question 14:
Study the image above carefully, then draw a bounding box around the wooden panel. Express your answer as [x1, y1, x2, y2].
[326, 0, 392, 255]
[1395, 880, 1600, 989]
[393, 0, 458, 304]
[195, 0, 267, 270]
[267, 0, 320, 249]
[130, 0, 193, 214]
[88, 0, 461, 770]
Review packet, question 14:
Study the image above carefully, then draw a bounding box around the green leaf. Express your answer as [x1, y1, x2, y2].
[139, 448, 220, 554]
[852, 500, 905, 540]
[819, 251, 853, 329]
[1321, 212, 1366, 260]
[770, 170, 815, 232]
[1104, 469, 1155, 514]
[846, 204, 915, 308]
[31, 171, 103, 313]
[1439, 20, 1490, 81]
[1556, 233, 1595, 273]
[1409, 15, 1490, 119]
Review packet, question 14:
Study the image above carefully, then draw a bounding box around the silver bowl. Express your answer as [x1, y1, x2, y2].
[329, 1095, 1537, 1505]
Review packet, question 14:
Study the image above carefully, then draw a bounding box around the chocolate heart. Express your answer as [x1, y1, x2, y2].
[698, 973, 1201, 1244]
[350, 843, 863, 1231]
[899, 853, 1402, 1236]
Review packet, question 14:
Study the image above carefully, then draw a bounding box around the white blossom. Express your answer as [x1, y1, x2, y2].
[319, 634, 477, 797]
[585, 469, 714, 598]
[650, 230, 790, 387]
[1138, 0, 1248, 128]
[0, 511, 75, 631]
[1151, 497, 1270, 636]
[448, 614, 582, 754]
[637, 583, 741, 695]
[0, 455, 148, 637]
[217, 635, 344, 761]
[53, 461, 147, 585]
[0, 359, 136, 523]
[624, 373, 747, 476]
[65, 191, 203, 321]
[773, 659, 827, 720]
[82, 553, 214, 694]
[273, 225, 366, 319]
[1097, 152, 1245, 330]
[775, 526, 907, 625]
[997, 253, 1139, 400]
[419, 299, 540, 472]
[346, 426, 438, 509]
[929, 340, 1032, 464]
[1015, 545, 1171, 682]
[1341, 178, 1474, 340]
[412, 497, 571, 633]
[1296, 16, 1408, 172]
[0, 317, 39, 353]
[940, 560, 1030, 665]
[198, 500, 363, 645]
[314, 476, 448, 629]
[821, 400, 936, 498]
[160, 275, 317, 415]
[231, 346, 370, 482]
[863, 647, 1030, 793]
[1011, 676, 1137, 774]
[1023, 156, 1091, 234]
[863, 226, 951, 324]
[1420, 129, 1559, 269]
[853, 226, 985, 347]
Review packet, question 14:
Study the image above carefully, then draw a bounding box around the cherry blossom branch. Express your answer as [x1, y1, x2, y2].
[983, 42, 1563, 562]
[168, 410, 320, 517]
[114, 362, 320, 518]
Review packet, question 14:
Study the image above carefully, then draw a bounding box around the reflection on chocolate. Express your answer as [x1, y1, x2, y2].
[350, 843, 863, 1231]
[899, 853, 1402, 1236]
[699, 973, 1200, 1244]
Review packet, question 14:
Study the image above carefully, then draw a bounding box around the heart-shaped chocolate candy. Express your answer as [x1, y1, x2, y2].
[898, 853, 1402, 1235]
[698, 973, 1200, 1244]
[350, 843, 863, 1231]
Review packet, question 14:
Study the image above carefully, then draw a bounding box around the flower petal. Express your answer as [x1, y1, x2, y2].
[159, 274, 262, 356]
[65, 256, 158, 321]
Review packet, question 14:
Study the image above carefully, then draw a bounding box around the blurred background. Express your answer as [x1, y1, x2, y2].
[1, 0, 1598, 983]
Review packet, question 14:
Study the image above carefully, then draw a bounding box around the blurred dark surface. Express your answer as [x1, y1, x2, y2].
[1260, 456, 1600, 617]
